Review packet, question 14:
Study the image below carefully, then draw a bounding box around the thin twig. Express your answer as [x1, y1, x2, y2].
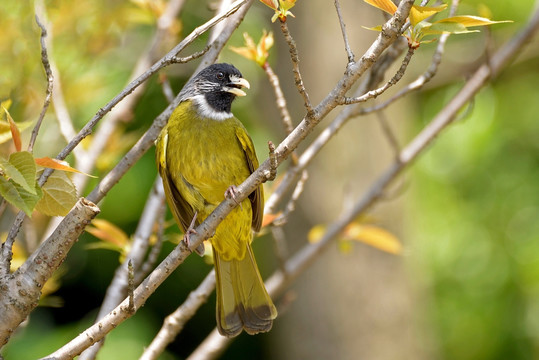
[263, 62, 294, 135]
[28, 14, 53, 154]
[341, 46, 415, 105]
[79, 178, 166, 360]
[127, 260, 135, 313]
[270, 226, 289, 275]
[274, 169, 308, 226]
[169, 45, 211, 64]
[279, 20, 314, 117]
[267, 141, 278, 181]
[376, 110, 400, 158]
[159, 74, 176, 104]
[139, 270, 216, 360]
[334, 0, 355, 63]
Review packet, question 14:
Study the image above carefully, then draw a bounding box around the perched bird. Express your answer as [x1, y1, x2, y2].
[155, 63, 277, 337]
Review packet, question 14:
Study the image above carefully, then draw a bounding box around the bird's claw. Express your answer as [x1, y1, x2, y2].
[225, 185, 242, 209]
[183, 212, 204, 256]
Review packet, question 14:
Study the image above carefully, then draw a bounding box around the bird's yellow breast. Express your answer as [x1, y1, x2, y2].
[164, 100, 251, 208]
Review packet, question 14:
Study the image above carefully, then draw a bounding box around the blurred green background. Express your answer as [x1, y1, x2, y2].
[1, 0, 539, 359]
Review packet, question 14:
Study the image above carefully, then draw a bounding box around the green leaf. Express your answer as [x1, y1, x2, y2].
[35, 170, 78, 216]
[0, 176, 43, 216]
[1, 151, 38, 195]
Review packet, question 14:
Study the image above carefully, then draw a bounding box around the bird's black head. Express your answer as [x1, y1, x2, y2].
[181, 63, 250, 119]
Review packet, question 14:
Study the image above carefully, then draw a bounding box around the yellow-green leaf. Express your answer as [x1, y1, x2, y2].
[343, 223, 402, 254]
[362, 25, 383, 32]
[409, 4, 447, 27]
[435, 15, 512, 28]
[363, 0, 397, 15]
[86, 218, 130, 248]
[85, 241, 124, 255]
[35, 170, 78, 216]
[2, 151, 38, 195]
[423, 21, 477, 35]
[0, 176, 43, 216]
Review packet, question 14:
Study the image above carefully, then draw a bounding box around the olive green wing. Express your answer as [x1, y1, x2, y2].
[235, 125, 264, 232]
[155, 129, 197, 232]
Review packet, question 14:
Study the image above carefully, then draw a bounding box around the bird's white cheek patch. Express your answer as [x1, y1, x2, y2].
[191, 95, 234, 122]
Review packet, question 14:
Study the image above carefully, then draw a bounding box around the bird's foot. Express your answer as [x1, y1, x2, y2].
[224, 185, 242, 209]
[183, 211, 204, 256]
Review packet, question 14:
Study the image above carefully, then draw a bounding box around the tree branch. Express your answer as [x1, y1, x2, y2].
[139, 270, 216, 360]
[0, 198, 100, 347]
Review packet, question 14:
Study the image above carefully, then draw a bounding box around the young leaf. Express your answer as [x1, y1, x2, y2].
[423, 21, 477, 36]
[363, 0, 397, 15]
[86, 219, 130, 248]
[343, 223, 402, 255]
[0, 120, 33, 145]
[2, 106, 21, 152]
[435, 15, 512, 28]
[4, 151, 38, 195]
[260, 0, 279, 10]
[230, 31, 274, 67]
[0, 176, 43, 216]
[35, 170, 78, 217]
[409, 4, 447, 27]
[35, 157, 97, 178]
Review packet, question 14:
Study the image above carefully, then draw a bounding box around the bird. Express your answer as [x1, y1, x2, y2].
[155, 63, 277, 337]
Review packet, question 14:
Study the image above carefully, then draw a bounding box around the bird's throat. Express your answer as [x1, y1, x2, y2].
[190, 94, 234, 122]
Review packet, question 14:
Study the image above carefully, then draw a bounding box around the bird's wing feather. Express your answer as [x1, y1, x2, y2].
[155, 129, 197, 232]
[235, 125, 264, 232]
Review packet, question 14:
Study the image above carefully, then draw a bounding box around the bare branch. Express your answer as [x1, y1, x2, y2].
[79, 178, 166, 360]
[39, 240, 193, 359]
[376, 110, 400, 158]
[0, 198, 100, 346]
[28, 14, 53, 154]
[263, 62, 294, 135]
[340, 46, 415, 105]
[279, 20, 314, 116]
[139, 270, 216, 360]
[334, 0, 355, 63]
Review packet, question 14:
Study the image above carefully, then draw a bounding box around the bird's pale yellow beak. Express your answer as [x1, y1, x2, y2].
[225, 76, 250, 97]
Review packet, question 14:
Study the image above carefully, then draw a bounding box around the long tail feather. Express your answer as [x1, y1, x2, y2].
[213, 244, 277, 337]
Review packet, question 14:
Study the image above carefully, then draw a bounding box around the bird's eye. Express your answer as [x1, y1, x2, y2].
[216, 72, 225, 80]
